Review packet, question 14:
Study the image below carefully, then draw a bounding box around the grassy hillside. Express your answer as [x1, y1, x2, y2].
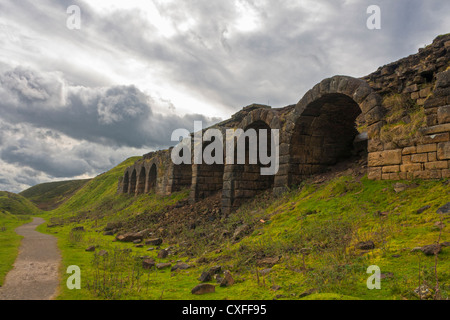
[38, 157, 450, 300]
[0, 212, 31, 285]
[20, 179, 91, 211]
[0, 191, 42, 216]
[0, 192, 40, 285]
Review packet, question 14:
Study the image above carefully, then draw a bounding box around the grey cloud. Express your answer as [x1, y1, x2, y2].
[0, 67, 221, 149]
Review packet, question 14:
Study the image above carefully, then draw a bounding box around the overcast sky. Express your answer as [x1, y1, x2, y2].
[0, 0, 449, 193]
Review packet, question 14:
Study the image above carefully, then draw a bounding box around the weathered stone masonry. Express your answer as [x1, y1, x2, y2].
[119, 34, 450, 214]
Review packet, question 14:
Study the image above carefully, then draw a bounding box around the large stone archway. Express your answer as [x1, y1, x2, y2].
[274, 76, 384, 194]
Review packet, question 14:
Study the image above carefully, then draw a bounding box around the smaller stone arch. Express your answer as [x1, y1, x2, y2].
[122, 171, 130, 194]
[129, 169, 137, 195]
[136, 166, 146, 195]
[190, 133, 225, 203]
[147, 163, 157, 193]
[222, 108, 280, 214]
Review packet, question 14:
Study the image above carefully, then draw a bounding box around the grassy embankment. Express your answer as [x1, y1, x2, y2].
[0, 191, 40, 285]
[37, 155, 450, 300]
[20, 179, 91, 211]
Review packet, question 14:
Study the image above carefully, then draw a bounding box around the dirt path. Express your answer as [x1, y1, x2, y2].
[0, 217, 60, 300]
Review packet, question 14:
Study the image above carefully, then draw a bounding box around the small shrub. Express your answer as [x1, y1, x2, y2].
[68, 230, 84, 244]
[380, 94, 426, 145]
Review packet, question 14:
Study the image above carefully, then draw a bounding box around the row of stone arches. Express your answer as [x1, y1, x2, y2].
[123, 163, 157, 195]
[120, 76, 384, 213]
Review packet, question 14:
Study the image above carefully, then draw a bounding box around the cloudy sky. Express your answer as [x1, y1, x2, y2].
[0, 0, 449, 193]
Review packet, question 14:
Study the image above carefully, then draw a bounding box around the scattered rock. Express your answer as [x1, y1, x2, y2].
[300, 248, 312, 256]
[104, 221, 123, 231]
[414, 285, 432, 299]
[147, 248, 155, 251]
[435, 221, 446, 229]
[380, 272, 394, 279]
[97, 250, 108, 257]
[171, 263, 192, 271]
[233, 224, 250, 241]
[142, 259, 156, 269]
[257, 256, 280, 267]
[197, 257, 208, 264]
[71, 226, 85, 232]
[411, 247, 423, 253]
[146, 238, 163, 246]
[135, 244, 144, 248]
[158, 249, 169, 259]
[356, 241, 375, 250]
[299, 288, 317, 298]
[394, 183, 408, 193]
[271, 285, 282, 291]
[191, 284, 216, 295]
[198, 271, 212, 282]
[116, 232, 144, 243]
[416, 205, 431, 214]
[103, 231, 114, 236]
[437, 202, 450, 214]
[421, 244, 442, 256]
[156, 263, 172, 270]
[133, 239, 142, 244]
[220, 271, 234, 287]
[209, 266, 222, 275]
[259, 268, 272, 276]
[85, 246, 96, 252]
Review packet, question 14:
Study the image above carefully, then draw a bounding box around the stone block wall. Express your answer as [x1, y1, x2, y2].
[119, 34, 450, 214]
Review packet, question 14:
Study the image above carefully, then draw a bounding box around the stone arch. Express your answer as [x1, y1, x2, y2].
[147, 163, 157, 193]
[190, 134, 225, 203]
[274, 76, 383, 191]
[222, 109, 280, 214]
[136, 166, 146, 195]
[122, 171, 130, 194]
[129, 169, 137, 195]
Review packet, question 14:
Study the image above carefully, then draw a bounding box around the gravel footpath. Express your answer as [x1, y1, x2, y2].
[0, 217, 60, 300]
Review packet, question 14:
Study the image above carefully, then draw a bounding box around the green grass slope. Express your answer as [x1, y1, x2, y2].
[40, 164, 450, 300]
[0, 191, 42, 216]
[0, 212, 31, 285]
[20, 179, 91, 211]
[0, 192, 40, 285]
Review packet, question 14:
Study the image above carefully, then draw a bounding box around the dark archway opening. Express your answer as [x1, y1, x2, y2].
[136, 167, 146, 195]
[129, 169, 137, 195]
[289, 93, 365, 186]
[147, 164, 157, 193]
[123, 171, 129, 194]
